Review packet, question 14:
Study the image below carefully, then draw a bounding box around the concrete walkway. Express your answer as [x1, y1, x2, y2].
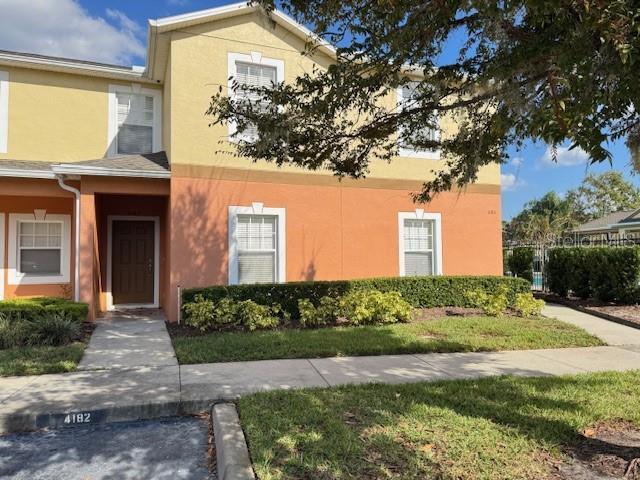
[2, 303, 640, 433]
[78, 311, 177, 371]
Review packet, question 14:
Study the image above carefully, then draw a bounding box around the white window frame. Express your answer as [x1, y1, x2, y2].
[0, 213, 4, 300]
[396, 85, 440, 159]
[228, 203, 286, 285]
[398, 210, 443, 276]
[0, 71, 8, 154]
[227, 52, 284, 142]
[8, 214, 71, 285]
[106, 215, 160, 310]
[107, 84, 162, 157]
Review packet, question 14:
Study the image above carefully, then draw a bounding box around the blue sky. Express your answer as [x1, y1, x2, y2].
[1, 0, 636, 220]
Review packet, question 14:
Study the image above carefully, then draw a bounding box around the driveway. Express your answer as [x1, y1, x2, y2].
[0, 417, 214, 480]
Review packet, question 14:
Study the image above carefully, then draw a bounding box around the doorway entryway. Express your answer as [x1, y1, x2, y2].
[107, 216, 159, 309]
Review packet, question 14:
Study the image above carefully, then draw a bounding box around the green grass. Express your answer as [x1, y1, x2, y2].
[239, 371, 640, 479]
[172, 316, 603, 364]
[0, 342, 86, 376]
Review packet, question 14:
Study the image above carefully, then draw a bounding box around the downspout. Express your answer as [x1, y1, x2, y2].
[56, 175, 81, 302]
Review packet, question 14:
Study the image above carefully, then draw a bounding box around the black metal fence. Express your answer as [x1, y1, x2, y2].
[504, 234, 640, 292]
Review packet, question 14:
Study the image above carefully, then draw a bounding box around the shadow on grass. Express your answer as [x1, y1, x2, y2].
[239, 371, 640, 479]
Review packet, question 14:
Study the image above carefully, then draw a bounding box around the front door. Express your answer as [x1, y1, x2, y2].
[112, 220, 155, 305]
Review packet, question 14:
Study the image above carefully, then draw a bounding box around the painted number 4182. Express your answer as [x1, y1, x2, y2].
[63, 413, 91, 424]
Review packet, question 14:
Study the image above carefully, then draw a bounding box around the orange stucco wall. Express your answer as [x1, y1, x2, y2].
[0, 194, 75, 299]
[167, 175, 502, 321]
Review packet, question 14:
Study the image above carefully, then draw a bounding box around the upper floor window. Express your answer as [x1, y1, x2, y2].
[397, 82, 440, 159]
[0, 70, 8, 154]
[228, 52, 284, 142]
[108, 85, 161, 157]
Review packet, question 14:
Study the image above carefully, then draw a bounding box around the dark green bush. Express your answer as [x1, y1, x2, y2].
[184, 276, 530, 320]
[507, 247, 534, 282]
[0, 310, 83, 349]
[547, 247, 640, 302]
[0, 297, 88, 323]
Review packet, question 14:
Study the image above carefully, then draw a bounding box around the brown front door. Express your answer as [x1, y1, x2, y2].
[112, 220, 155, 305]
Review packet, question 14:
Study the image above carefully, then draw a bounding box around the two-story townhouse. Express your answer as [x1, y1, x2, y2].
[0, 2, 502, 321]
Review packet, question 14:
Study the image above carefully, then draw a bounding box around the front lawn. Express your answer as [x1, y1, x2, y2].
[172, 315, 603, 364]
[0, 342, 86, 376]
[239, 370, 640, 479]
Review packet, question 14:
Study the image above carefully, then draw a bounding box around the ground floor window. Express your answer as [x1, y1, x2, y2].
[398, 211, 442, 276]
[8, 213, 71, 285]
[228, 204, 286, 285]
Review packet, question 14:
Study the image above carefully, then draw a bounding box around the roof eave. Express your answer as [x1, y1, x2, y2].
[51, 164, 171, 179]
[0, 167, 56, 179]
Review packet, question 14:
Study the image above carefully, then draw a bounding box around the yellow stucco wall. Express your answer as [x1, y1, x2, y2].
[166, 11, 500, 185]
[0, 66, 162, 162]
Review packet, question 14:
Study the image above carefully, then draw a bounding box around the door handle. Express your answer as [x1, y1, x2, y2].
[147, 259, 153, 273]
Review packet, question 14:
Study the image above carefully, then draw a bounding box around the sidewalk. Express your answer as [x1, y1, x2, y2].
[2, 304, 640, 433]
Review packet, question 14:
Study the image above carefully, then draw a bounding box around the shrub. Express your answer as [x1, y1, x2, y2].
[0, 313, 30, 349]
[0, 297, 88, 323]
[183, 295, 216, 331]
[339, 290, 414, 325]
[465, 285, 509, 316]
[547, 247, 640, 302]
[28, 312, 82, 346]
[297, 297, 339, 328]
[507, 247, 534, 282]
[236, 300, 280, 331]
[184, 276, 529, 320]
[514, 293, 545, 317]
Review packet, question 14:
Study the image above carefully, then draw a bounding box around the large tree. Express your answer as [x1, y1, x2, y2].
[208, 0, 640, 201]
[566, 171, 640, 220]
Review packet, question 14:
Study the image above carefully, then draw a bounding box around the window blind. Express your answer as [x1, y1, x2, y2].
[403, 218, 435, 276]
[236, 214, 277, 284]
[116, 93, 154, 154]
[18, 221, 62, 275]
[399, 83, 438, 151]
[234, 62, 277, 139]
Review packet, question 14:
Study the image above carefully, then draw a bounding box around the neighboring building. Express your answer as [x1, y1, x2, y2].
[574, 209, 640, 241]
[0, 3, 502, 321]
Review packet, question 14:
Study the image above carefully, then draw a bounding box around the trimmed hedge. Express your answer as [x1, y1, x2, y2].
[507, 247, 534, 282]
[0, 297, 88, 323]
[183, 276, 531, 319]
[547, 247, 640, 302]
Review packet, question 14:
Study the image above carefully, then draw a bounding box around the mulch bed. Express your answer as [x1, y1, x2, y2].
[549, 420, 640, 479]
[537, 293, 640, 329]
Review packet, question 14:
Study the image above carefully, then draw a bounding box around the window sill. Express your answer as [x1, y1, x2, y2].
[398, 148, 441, 160]
[8, 273, 69, 286]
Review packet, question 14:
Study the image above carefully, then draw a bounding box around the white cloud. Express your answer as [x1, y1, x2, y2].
[167, 0, 189, 5]
[540, 145, 589, 167]
[0, 0, 146, 65]
[510, 156, 524, 167]
[501, 173, 526, 191]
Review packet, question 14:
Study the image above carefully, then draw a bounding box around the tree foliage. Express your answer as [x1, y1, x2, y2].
[208, 0, 640, 201]
[503, 171, 640, 243]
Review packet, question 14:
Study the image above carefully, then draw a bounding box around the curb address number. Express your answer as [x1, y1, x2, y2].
[64, 412, 91, 424]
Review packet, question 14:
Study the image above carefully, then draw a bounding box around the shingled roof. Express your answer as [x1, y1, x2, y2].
[0, 152, 170, 179]
[574, 210, 637, 232]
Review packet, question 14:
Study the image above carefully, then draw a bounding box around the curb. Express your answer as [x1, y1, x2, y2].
[0, 397, 235, 435]
[212, 403, 255, 480]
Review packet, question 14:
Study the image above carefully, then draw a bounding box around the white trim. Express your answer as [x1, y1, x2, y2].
[0, 71, 7, 154]
[7, 214, 71, 285]
[227, 52, 285, 142]
[107, 84, 163, 158]
[51, 164, 170, 179]
[0, 51, 152, 83]
[0, 213, 4, 300]
[106, 216, 160, 310]
[0, 168, 55, 179]
[228, 205, 286, 285]
[396, 86, 441, 160]
[150, 3, 337, 57]
[398, 210, 443, 276]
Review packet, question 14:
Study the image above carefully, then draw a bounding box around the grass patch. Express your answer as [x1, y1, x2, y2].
[238, 370, 640, 479]
[172, 316, 603, 364]
[0, 342, 86, 376]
